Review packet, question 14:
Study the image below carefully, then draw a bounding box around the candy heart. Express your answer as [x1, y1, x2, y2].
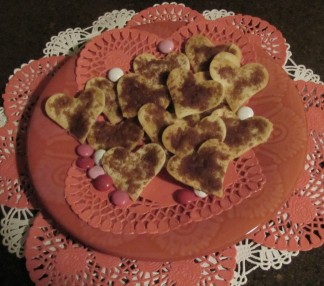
[167, 139, 231, 197]
[210, 51, 269, 112]
[87, 119, 144, 151]
[167, 68, 224, 118]
[45, 87, 105, 143]
[162, 111, 226, 156]
[211, 109, 273, 158]
[117, 73, 170, 118]
[85, 77, 123, 125]
[101, 143, 166, 201]
[185, 34, 242, 72]
[133, 52, 190, 84]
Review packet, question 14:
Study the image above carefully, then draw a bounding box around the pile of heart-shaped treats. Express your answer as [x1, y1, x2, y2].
[45, 34, 273, 202]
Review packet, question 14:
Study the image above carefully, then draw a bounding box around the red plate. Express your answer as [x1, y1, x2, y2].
[27, 22, 307, 261]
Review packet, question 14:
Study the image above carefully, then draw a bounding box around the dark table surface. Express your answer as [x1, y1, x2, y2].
[0, 0, 323, 285]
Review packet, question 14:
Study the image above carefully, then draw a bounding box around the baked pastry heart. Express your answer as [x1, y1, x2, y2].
[85, 77, 123, 125]
[138, 103, 176, 143]
[167, 139, 231, 197]
[211, 103, 237, 118]
[162, 111, 226, 156]
[87, 119, 144, 151]
[101, 143, 166, 201]
[185, 34, 242, 72]
[167, 68, 224, 118]
[133, 52, 190, 84]
[210, 51, 269, 112]
[45, 87, 105, 143]
[211, 109, 273, 158]
[138, 103, 202, 144]
[117, 73, 170, 118]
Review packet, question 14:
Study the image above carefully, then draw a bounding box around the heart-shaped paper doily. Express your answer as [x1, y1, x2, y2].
[76, 18, 256, 91]
[25, 212, 237, 286]
[171, 19, 256, 65]
[76, 28, 161, 90]
[223, 14, 287, 66]
[0, 56, 66, 209]
[126, 4, 205, 26]
[65, 149, 265, 234]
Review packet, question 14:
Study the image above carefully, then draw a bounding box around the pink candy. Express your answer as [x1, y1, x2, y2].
[76, 144, 124, 206]
[110, 190, 130, 206]
[174, 189, 198, 204]
[76, 144, 94, 157]
[76, 157, 95, 170]
[87, 166, 105, 179]
[158, 39, 174, 54]
[92, 174, 114, 192]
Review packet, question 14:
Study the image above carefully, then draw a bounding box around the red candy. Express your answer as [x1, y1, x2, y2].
[110, 190, 130, 206]
[92, 174, 114, 192]
[174, 189, 198, 204]
[76, 157, 95, 170]
[76, 144, 94, 157]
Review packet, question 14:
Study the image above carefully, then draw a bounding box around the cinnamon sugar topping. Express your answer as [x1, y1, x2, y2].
[218, 66, 236, 79]
[134, 54, 186, 84]
[193, 45, 236, 70]
[223, 117, 267, 147]
[180, 73, 221, 109]
[179, 146, 229, 192]
[170, 121, 223, 152]
[89, 120, 143, 150]
[118, 75, 169, 116]
[232, 67, 265, 98]
[50, 96, 73, 115]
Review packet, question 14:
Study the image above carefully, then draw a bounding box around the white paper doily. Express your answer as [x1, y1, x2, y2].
[43, 9, 136, 56]
[0, 3, 322, 286]
[0, 107, 7, 127]
[0, 205, 35, 258]
[231, 239, 299, 286]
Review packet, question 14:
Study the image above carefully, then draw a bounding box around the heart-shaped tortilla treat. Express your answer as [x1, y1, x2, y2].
[87, 119, 144, 151]
[138, 103, 176, 143]
[167, 68, 224, 118]
[185, 35, 242, 72]
[211, 104, 236, 118]
[101, 143, 166, 201]
[85, 77, 123, 125]
[167, 139, 231, 197]
[162, 112, 226, 156]
[219, 114, 273, 158]
[117, 73, 170, 118]
[210, 51, 269, 112]
[133, 52, 190, 84]
[45, 87, 105, 143]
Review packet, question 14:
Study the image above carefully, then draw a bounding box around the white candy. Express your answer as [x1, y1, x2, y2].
[237, 106, 254, 120]
[108, 67, 124, 82]
[93, 149, 106, 165]
[194, 189, 208, 198]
